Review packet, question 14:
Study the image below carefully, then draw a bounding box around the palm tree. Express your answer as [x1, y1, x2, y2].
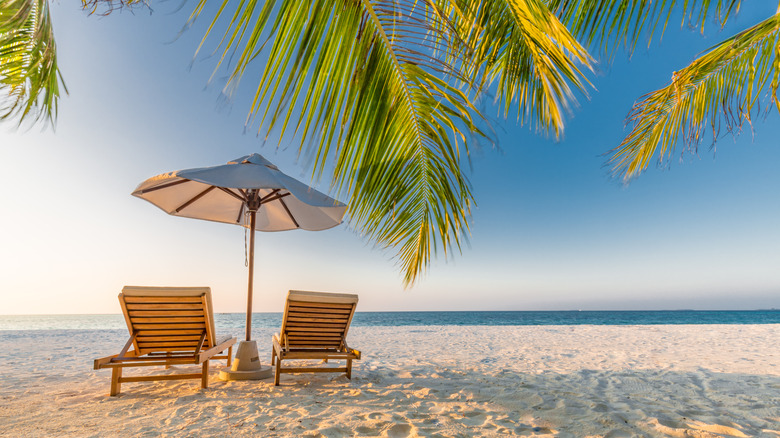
[2, 0, 777, 285]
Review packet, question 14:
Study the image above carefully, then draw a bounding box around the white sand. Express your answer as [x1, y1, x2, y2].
[0, 325, 778, 437]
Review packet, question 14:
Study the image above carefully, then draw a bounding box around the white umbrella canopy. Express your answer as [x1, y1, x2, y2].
[132, 153, 347, 341]
[132, 153, 346, 232]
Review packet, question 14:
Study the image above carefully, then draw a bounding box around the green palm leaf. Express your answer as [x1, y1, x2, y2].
[190, 0, 594, 285]
[607, 12, 780, 181]
[550, 0, 742, 55]
[0, 0, 65, 126]
[461, 0, 593, 136]
[191, 0, 488, 286]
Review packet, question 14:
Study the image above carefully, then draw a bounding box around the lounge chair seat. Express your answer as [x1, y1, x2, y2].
[94, 286, 236, 396]
[271, 290, 361, 385]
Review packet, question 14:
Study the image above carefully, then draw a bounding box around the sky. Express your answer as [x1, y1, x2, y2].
[1, 2, 778, 314]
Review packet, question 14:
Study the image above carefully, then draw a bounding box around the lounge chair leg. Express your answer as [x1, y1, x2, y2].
[110, 367, 122, 396]
[270, 351, 275, 366]
[201, 360, 209, 389]
[346, 359, 352, 380]
[274, 361, 281, 386]
[226, 346, 233, 367]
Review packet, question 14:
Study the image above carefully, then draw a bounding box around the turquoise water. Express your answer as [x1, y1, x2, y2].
[0, 310, 777, 331]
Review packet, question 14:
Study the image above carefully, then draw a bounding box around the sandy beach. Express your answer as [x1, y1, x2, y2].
[0, 324, 778, 437]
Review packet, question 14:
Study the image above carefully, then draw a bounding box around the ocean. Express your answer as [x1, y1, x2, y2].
[0, 310, 778, 331]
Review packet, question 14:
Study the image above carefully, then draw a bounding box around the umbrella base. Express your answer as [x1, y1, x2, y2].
[219, 366, 273, 380]
[219, 340, 274, 381]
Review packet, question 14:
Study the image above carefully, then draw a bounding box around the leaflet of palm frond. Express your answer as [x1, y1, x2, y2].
[80, 0, 148, 16]
[549, 0, 742, 56]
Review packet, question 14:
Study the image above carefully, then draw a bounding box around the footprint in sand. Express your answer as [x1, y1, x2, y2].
[460, 411, 489, 427]
[366, 411, 389, 420]
[386, 422, 416, 438]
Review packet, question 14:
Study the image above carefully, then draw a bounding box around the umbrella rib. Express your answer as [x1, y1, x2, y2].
[260, 192, 290, 205]
[236, 203, 245, 224]
[218, 187, 247, 203]
[137, 179, 190, 194]
[175, 186, 216, 213]
[260, 189, 280, 202]
[277, 196, 300, 228]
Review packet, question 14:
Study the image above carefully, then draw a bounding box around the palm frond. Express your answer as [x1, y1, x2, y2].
[549, 0, 743, 55]
[459, 0, 594, 136]
[608, 13, 780, 181]
[81, 1, 150, 16]
[0, 0, 66, 127]
[191, 0, 484, 286]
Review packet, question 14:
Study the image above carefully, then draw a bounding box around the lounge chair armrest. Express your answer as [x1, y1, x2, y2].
[272, 333, 283, 354]
[197, 336, 237, 364]
[94, 333, 139, 369]
[344, 343, 361, 360]
[94, 354, 117, 370]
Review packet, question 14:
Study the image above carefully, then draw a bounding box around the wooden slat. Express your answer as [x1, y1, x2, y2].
[288, 306, 352, 314]
[124, 296, 203, 303]
[100, 360, 196, 368]
[286, 317, 348, 324]
[286, 325, 345, 331]
[288, 336, 343, 341]
[137, 335, 203, 342]
[286, 327, 344, 333]
[120, 374, 202, 382]
[287, 311, 350, 319]
[287, 335, 341, 343]
[128, 310, 204, 317]
[136, 336, 211, 348]
[139, 347, 198, 354]
[278, 367, 348, 374]
[130, 317, 205, 324]
[288, 301, 354, 310]
[125, 303, 204, 310]
[278, 351, 357, 359]
[287, 333, 343, 338]
[136, 329, 205, 336]
[134, 323, 206, 330]
[111, 355, 196, 361]
[288, 343, 341, 348]
[138, 341, 200, 348]
[141, 342, 212, 350]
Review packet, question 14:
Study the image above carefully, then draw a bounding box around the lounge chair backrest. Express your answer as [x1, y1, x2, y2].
[280, 290, 358, 350]
[120, 286, 217, 356]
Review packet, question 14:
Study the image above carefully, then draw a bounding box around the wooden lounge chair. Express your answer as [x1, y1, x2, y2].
[94, 286, 236, 396]
[271, 290, 361, 386]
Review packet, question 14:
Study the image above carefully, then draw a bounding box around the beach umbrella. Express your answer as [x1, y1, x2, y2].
[132, 153, 347, 379]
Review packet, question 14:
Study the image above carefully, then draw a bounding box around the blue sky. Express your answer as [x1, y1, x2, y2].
[0, 2, 778, 314]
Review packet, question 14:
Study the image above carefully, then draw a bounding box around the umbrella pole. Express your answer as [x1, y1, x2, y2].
[221, 205, 272, 380]
[246, 209, 257, 342]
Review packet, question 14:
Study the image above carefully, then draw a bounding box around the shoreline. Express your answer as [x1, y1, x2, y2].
[1, 325, 778, 436]
[2, 309, 778, 332]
